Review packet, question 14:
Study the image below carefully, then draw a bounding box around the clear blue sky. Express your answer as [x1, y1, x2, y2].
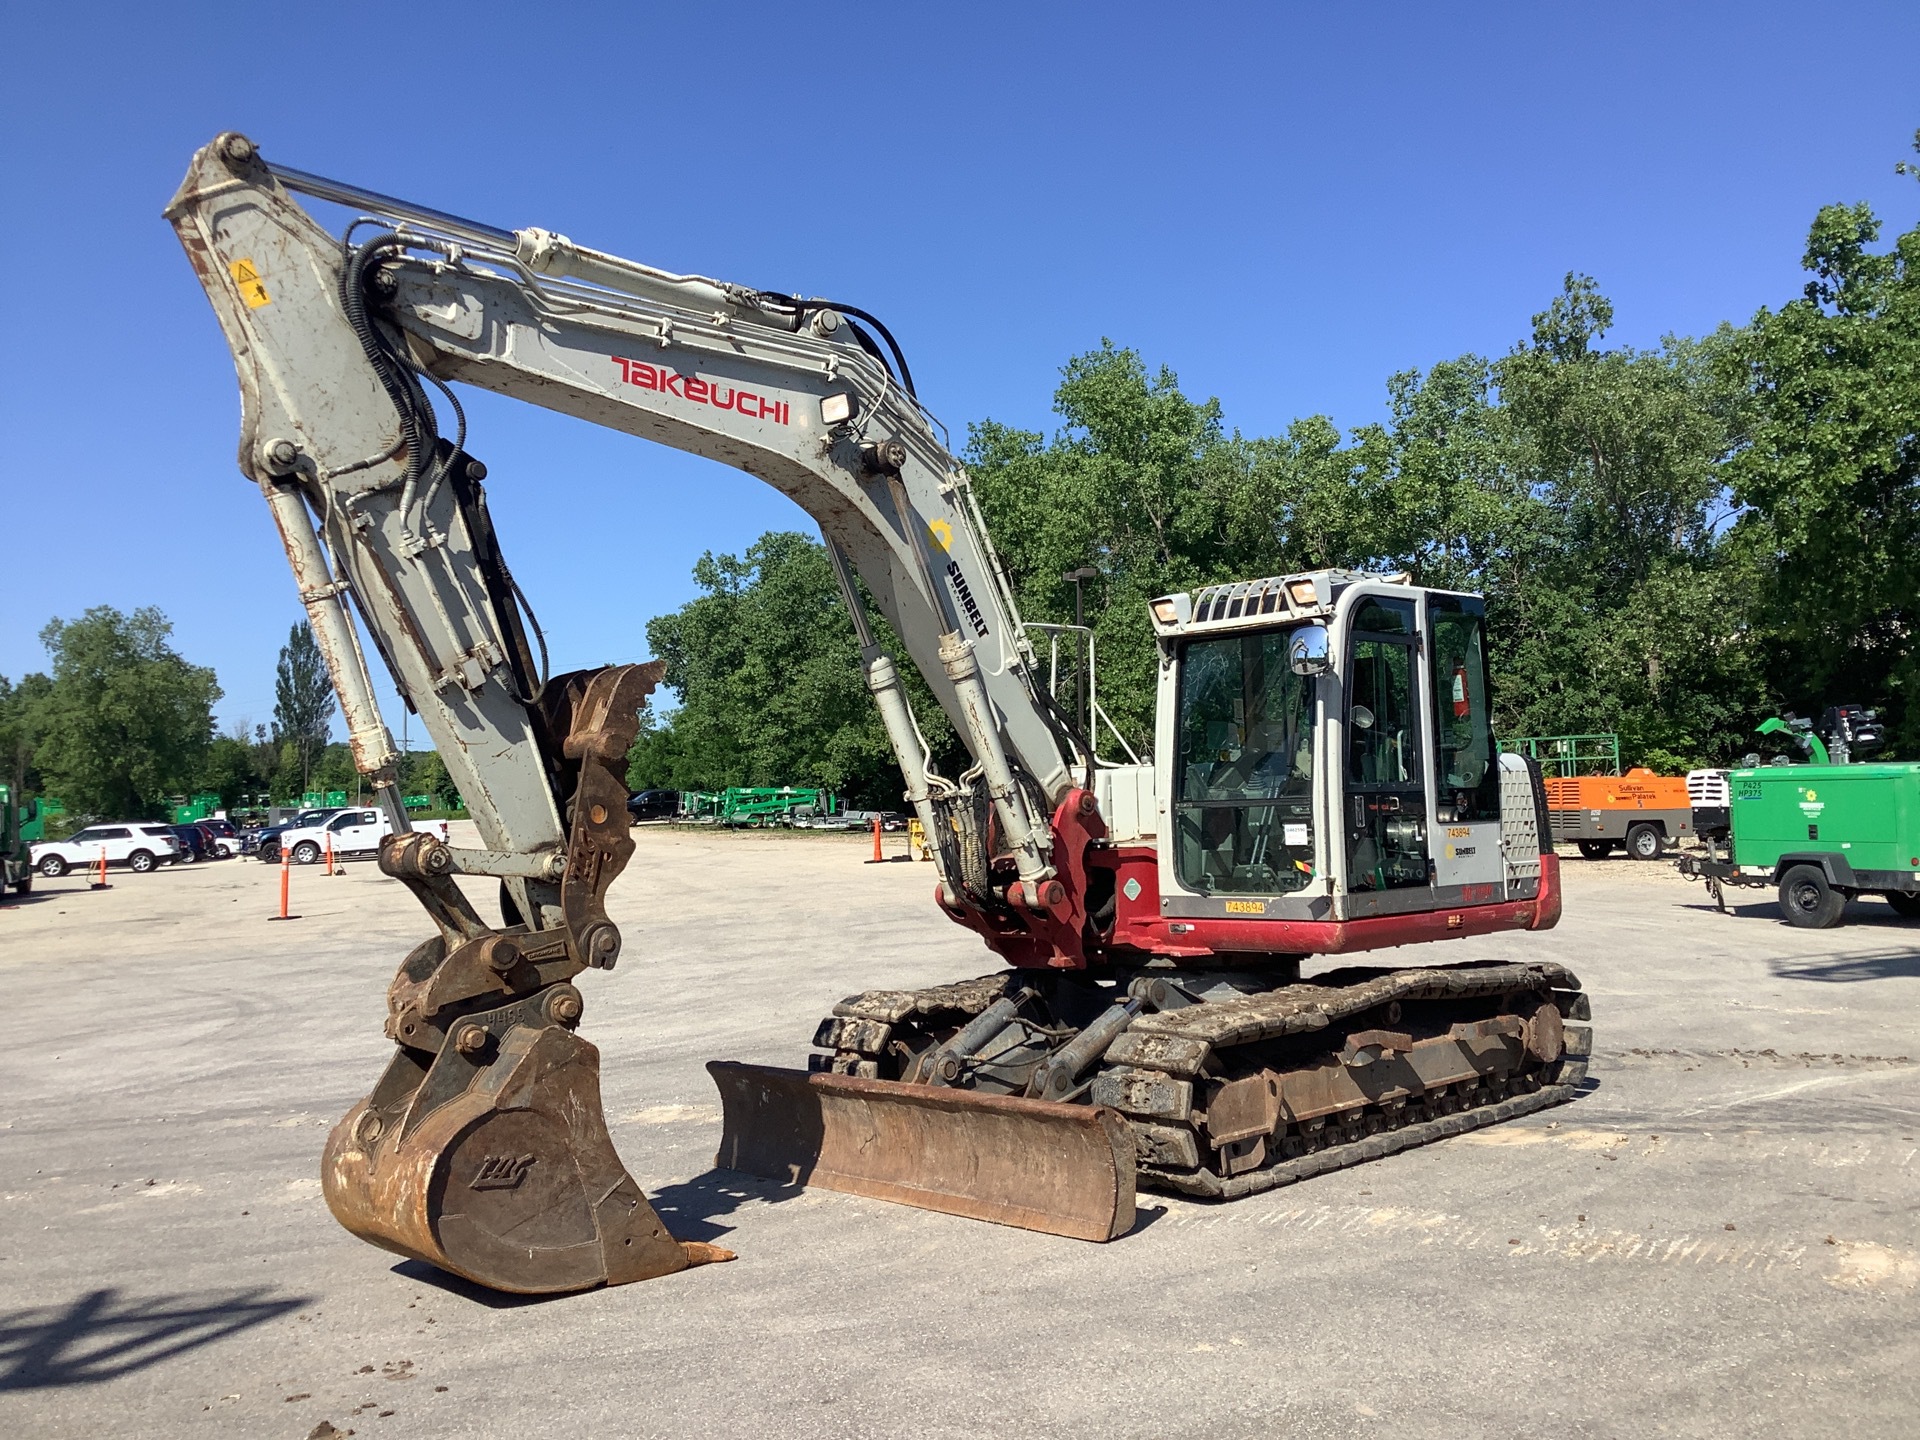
[3, 2, 1916, 738]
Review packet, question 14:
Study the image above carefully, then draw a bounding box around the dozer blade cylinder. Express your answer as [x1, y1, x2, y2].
[324, 1023, 731, 1294]
[708, 1061, 1138, 1242]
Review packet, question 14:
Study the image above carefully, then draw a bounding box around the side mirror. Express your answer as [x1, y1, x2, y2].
[1288, 623, 1332, 676]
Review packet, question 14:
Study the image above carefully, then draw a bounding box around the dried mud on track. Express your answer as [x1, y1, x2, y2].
[1, 831, 1916, 1439]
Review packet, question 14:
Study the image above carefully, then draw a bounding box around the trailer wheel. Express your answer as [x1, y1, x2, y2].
[1779, 864, 1846, 929]
[1626, 823, 1664, 861]
[1886, 891, 1920, 919]
[1576, 840, 1615, 860]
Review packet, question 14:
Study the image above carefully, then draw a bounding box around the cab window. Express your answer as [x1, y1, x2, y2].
[1429, 598, 1500, 822]
[1173, 628, 1318, 895]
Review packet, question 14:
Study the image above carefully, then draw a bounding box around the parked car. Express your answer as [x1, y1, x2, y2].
[33, 823, 183, 877]
[197, 817, 244, 857]
[836, 809, 909, 832]
[169, 824, 214, 864]
[276, 808, 450, 865]
[252, 808, 345, 862]
[626, 789, 681, 823]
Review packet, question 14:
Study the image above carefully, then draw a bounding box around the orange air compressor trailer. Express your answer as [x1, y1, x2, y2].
[1545, 769, 1693, 861]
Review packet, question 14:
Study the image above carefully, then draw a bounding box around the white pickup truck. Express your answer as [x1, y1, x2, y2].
[276, 808, 450, 865]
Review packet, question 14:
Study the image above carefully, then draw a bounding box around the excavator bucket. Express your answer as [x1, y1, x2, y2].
[323, 1023, 732, 1295]
[707, 1062, 1138, 1242]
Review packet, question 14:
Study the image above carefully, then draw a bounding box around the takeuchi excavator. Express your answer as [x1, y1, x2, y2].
[167, 133, 1590, 1295]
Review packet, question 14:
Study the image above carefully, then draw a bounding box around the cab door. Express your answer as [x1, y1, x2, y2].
[1426, 596, 1505, 897]
[1339, 595, 1431, 911]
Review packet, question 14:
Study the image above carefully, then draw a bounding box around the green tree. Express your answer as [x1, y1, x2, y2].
[964, 303, 1761, 770]
[195, 735, 260, 809]
[27, 607, 220, 818]
[967, 341, 1259, 747]
[401, 749, 460, 810]
[1724, 163, 1920, 745]
[273, 621, 335, 798]
[628, 531, 949, 806]
[0, 672, 53, 803]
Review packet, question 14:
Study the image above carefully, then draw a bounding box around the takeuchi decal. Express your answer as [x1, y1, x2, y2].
[611, 356, 790, 425]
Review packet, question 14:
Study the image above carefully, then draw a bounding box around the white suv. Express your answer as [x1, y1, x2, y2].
[34, 823, 183, 877]
[278, 808, 449, 865]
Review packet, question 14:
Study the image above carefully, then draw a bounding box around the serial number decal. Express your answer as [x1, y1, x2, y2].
[1224, 899, 1267, 915]
[945, 559, 991, 639]
[612, 355, 790, 425]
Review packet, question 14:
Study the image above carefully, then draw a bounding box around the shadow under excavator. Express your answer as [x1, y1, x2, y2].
[1770, 946, 1920, 983]
[0, 1286, 308, 1391]
[0, 890, 64, 909]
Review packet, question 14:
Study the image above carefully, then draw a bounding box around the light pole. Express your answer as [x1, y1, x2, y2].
[1063, 566, 1098, 738]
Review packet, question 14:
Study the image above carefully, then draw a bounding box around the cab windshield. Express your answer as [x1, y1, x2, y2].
[1173, 628, 1317, 895]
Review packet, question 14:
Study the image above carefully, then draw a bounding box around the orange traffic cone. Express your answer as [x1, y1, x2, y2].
[864, 815, 886, 864]
[89, 844, 110, 891]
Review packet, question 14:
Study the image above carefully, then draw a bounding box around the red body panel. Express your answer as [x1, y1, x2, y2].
[943, 790, 1562, 969]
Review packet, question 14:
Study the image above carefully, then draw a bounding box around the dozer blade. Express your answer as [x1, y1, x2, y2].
[708, 1061, 1138, 1242]
[324, 1023, 732, 1295]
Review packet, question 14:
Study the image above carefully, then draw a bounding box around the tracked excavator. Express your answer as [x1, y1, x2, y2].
[166, 133, 1590, 1295]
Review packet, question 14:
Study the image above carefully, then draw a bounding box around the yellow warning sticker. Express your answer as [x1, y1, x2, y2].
[229, 257, 271, 308]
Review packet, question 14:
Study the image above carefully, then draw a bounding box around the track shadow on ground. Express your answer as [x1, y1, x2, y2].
[0, 1286, 308, 1390]
[1770, 946, 1920, 983]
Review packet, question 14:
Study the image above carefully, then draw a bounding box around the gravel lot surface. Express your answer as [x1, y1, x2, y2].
[2, 828, 1915, 1438]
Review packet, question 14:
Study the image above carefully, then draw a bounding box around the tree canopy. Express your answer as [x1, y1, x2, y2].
[273, 621, 336, 797]
[11, 606, 221, 819]
[626, 531, 920, 805]
[635, 163, 1919, 787]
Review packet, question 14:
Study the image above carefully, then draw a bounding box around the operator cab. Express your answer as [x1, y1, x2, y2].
[1148, 570, 1519, 930]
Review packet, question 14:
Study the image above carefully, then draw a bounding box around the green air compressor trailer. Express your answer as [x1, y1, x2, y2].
[1679, 759, 1920, 927]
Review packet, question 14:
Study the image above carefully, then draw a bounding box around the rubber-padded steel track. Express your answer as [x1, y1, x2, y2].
[1148, 1078, 1580, 1199]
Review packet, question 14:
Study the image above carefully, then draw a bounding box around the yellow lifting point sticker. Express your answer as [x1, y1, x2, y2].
[229, 257, 271, 308]
[926, 518, 953, 552]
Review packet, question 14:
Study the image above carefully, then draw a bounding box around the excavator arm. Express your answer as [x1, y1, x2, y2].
[165, 133, 1128, 1290]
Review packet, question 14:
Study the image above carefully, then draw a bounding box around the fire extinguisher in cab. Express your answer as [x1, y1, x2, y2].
[1452, 665, 1470, 718]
